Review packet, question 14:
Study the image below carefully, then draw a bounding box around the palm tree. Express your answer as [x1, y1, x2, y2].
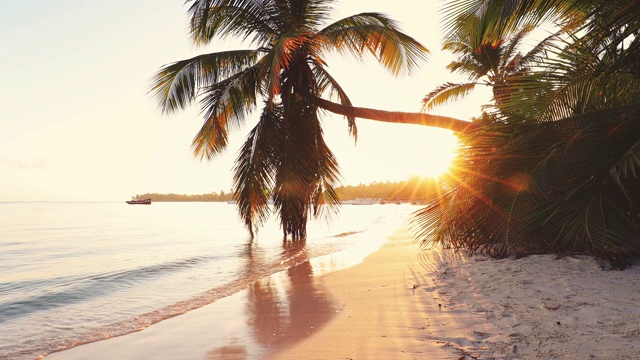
[150, 0, 433, 239]
[412, 0, 640, 269]
[421, 13, 558, 120]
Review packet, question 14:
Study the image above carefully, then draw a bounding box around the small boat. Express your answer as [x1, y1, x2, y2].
[126, 198, 151, 205]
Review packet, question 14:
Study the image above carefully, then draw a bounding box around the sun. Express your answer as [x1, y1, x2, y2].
[412, 130, 460, 179]
[330, 124, 461, 185]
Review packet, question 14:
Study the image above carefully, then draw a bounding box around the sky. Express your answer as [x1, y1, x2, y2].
[0, 0, 491, 201]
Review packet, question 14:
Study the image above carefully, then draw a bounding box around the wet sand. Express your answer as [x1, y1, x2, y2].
[46, 225, 640, 359]
[268, 228, 491, 360]
[44, 231, 387, 360]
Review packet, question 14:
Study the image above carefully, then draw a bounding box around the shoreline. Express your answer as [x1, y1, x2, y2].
[43, 222, 394, 360]
[268, 227, 460, 359]
[46, 224, 640, 360]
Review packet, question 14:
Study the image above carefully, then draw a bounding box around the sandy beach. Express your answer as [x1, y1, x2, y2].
[276, 229, 640, 359]
[46, 225, 640, 360]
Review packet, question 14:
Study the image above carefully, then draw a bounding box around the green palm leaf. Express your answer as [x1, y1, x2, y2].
[233, 105, 280, 235]
[187, 0, 282, 46]
[321, 13, 429, 76]
[149, 50, 260, 114]
[422, 82, 478, 112]
[414, 106, 640, 268]
[312, 66, 357, 138]
[194, 65, 261, 159]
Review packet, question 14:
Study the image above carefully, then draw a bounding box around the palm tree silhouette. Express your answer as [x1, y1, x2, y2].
[150, 0, 431, 239]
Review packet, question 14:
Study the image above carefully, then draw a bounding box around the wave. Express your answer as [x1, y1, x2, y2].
[332, 230, 363, 238]
[0, 255, 219, 324]
[38, 236, 348, 359]
[0, 200, 410, 360]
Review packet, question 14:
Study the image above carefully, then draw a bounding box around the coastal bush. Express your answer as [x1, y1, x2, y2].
[412, 0, 640, 269]
[412, 107, 640, 269]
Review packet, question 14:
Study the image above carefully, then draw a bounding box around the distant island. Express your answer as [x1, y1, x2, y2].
[132, 176, 441, 203]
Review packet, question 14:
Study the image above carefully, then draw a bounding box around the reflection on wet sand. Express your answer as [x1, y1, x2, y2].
[206, 340, 248, 360]
[206, 240, 337, 358]
[46, 236, 381, 360]
[247, 261, 336, 348]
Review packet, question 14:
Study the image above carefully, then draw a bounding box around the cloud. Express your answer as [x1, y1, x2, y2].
[0, 157, 68, 171]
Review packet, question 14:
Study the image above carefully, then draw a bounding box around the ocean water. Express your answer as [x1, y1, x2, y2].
[0, 201, 415, 360]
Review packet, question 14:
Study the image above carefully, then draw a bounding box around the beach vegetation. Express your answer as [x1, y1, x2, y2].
[412, 0, 640, 269]
[420, 12, 560, 120]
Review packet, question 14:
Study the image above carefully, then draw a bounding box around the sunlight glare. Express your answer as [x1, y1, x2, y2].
[413, 131, 459, 179]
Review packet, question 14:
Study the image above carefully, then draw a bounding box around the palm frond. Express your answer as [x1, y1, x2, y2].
[233, 105, 280, 235]
[439, 0, 490, 39]
[442, 38, 472, 55]
[187, 0, 282, 46]
[193, 65, 261, 159]
[503, 29, 640, 122]
[413, 105, 640, 268]
[440, 0, 589, 41]
[262, 29, 310, 102]
[422, 82, 478, 112]
[149, 50, 260, 114]
[446, 60, 487, 81]
[285, 0, 335, 30]
[312, 66, 357, 139]
[320, 12, 429, 76]
[498, 24, 534, 68]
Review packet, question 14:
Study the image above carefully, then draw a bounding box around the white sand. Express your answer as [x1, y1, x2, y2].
[424, 250, 640, 359]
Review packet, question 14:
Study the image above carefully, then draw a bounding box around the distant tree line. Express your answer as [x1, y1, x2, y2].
[133, 176, 441, 203]
[132, 190, 233, 202]
[337, 176, 439, 202]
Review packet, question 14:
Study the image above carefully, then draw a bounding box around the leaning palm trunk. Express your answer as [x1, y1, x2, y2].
[314, 97, 479, 133]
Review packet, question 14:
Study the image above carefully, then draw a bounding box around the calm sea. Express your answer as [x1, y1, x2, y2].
[0, 201, 415, 360]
